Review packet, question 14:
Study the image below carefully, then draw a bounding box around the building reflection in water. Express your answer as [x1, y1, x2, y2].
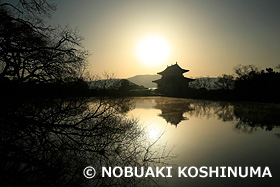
[154, 98, 194, 127]
[145, 97, 280, 133]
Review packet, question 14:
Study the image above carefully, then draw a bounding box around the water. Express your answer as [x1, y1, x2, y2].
[127, 97, 280, 186]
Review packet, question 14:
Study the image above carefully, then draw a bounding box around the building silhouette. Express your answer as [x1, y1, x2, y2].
[153, 62, 194, 95]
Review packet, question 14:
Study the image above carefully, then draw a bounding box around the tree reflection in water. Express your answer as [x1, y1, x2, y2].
[1, 97, 279, 186]
[0, 97, 174, 187]
[150, 97, 280, 133]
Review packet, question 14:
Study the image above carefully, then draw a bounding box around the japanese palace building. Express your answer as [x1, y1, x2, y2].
[153, 62, 194, 94]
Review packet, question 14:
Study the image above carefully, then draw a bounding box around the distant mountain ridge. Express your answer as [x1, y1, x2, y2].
[127, 74, 161, 88]
[127, 75, 225, 90]
[89, 75, 223, 90]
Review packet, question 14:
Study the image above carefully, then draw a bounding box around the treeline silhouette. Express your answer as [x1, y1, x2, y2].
[233, 65, 280, 102]
[182, 65, 280, 103]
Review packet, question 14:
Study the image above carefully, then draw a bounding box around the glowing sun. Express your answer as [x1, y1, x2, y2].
[136, 36, 170, 66]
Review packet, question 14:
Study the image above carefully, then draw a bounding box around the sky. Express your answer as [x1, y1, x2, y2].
[50, 0, 280, 78]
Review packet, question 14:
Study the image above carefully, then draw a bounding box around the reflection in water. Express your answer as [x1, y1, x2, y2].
[0, 97, 173, 187]
[1, 97, 279, 187]
[127, 97, 280, 186]
[234, 103, 280, 133]
[147, 126, 161, 140]
[154, 98, 193, 127]
[146, 97, 280, 133]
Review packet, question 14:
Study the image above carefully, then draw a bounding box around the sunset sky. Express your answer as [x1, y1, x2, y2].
[51, 0, 280, 78]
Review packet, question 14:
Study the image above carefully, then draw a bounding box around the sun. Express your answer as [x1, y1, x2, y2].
[136, 36, 170, 66]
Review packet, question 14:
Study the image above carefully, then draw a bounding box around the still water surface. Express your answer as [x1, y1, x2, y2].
[127, 97, 280, 186]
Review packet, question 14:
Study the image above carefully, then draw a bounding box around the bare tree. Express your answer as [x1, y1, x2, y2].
[0, 1, 88, 84]
[189, 77, 213, 90]
[0, 7, 87, 84]
[0, 0, 56, 20]
[215, 74, 234, 90]
[234, 64, 260, 81]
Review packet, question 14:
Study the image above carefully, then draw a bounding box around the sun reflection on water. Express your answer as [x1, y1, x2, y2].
[147, 126, 161, 140]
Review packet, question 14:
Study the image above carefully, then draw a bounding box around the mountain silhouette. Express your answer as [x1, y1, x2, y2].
[127, 74, 161, 89]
